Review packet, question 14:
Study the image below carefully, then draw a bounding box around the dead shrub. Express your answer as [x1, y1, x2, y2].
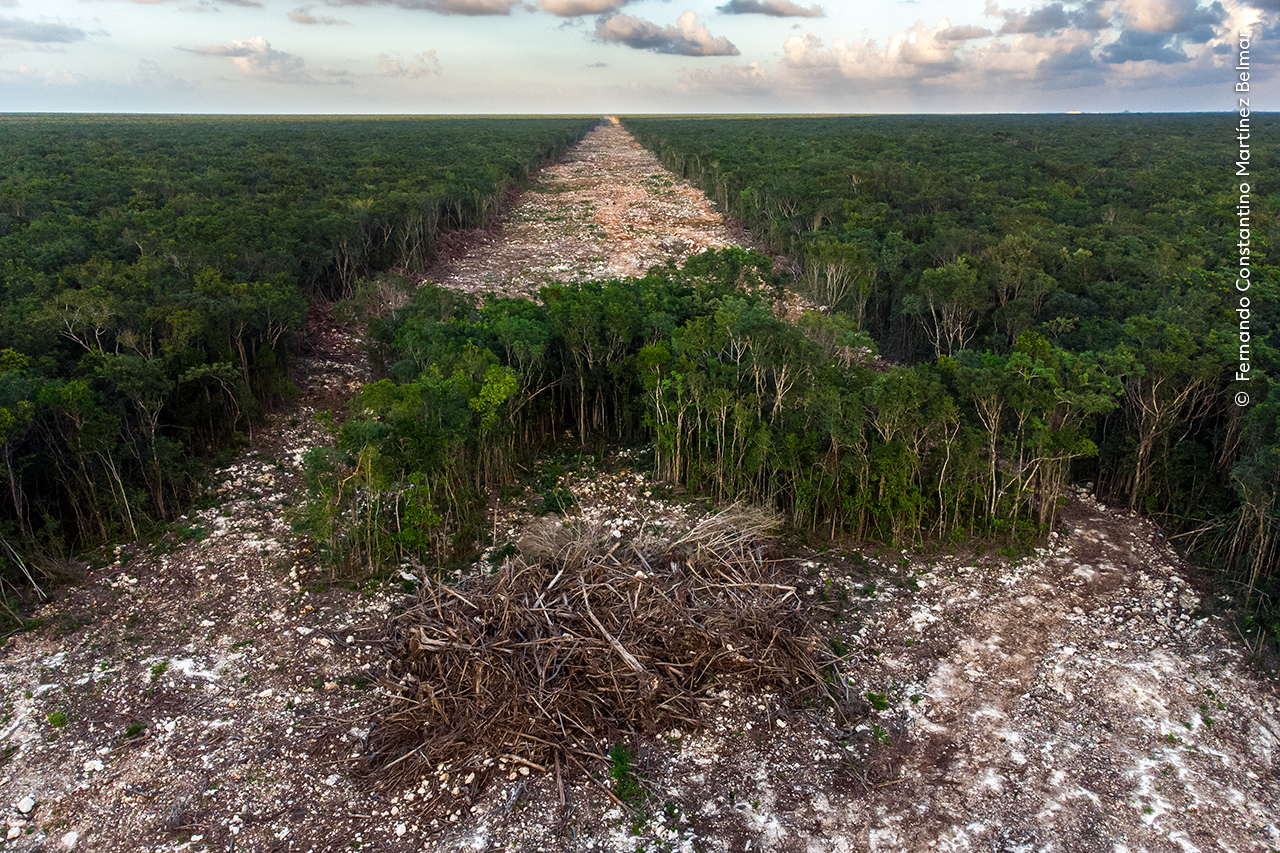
[361, 506, 843, 810]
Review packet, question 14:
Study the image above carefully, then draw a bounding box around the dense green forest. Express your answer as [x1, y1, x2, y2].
[302, 251, 1119, 574]
[619, 114, 1278, 636]
[0, 115, 600, 576]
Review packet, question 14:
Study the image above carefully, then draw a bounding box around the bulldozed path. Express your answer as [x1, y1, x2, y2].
[427, 118, 741, 299]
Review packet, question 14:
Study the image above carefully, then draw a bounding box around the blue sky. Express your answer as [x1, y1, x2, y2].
[0, 0, 1271, 112]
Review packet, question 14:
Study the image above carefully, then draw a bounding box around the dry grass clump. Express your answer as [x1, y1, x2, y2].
[362, 505, 838, 802]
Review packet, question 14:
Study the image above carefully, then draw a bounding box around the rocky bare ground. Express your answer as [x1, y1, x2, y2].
[0, 122, 1276, 853]
[425, 118, 740, 300]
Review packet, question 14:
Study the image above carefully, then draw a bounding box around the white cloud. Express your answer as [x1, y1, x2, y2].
[90, 0, 266, 6]
[128, 58, 197, 89]
[677, 59, 771, 94]
[289, 7, 351, 24]
[7, 63, 85, 85]
[594, 9, 739, 56]
[182, 36, 318, 83]
[782, 19, 969, 79]
[376, 49, 442, 77]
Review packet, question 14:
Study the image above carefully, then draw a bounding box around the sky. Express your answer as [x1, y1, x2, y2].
[0, 0, 1274, 113]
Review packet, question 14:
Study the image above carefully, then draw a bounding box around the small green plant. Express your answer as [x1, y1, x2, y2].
[540, 485, 576, 515]
[47, 710, 68, 727]
[487, 542, 518, 566]
[124, 722, 146, 738]
[865, 691, 889, 711]
[149, 662, 167, 682]
[608, 744, 643, 806]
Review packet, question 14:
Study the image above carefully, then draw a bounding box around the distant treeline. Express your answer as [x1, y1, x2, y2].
[0, 115, 600, 568]
[621, 114, 1278, 634]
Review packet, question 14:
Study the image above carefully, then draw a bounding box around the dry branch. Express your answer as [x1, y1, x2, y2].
[362, 511, 840, 805]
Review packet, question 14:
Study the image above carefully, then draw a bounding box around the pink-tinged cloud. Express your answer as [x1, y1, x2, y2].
[595, 9, 739, 56]
[538, 0, 628, 16]
[376, 49, 442, 77]
[1117, 0, 1224, 33]
[289, 7, 351, 24]
[936, 24, 994, 41]
[181, 37, 318, 83]
[327, 0, 519, 14]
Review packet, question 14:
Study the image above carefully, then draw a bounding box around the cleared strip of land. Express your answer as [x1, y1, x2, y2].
[428, 118, 739, 299]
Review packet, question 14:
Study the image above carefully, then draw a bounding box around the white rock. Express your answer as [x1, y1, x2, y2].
[83, 759, 104, 773]
[6, 827, 20, 840]
[16, 796, 34, 814]
[62, 830, 78, 848]
[395, 823, 407, 837]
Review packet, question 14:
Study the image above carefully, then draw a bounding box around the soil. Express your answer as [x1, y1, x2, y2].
[0, 122, 1276, 853]
[424, 118, 739, 300]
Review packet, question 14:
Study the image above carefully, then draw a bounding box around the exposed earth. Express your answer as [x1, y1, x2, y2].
[0, 122, 1275, 853]
[425, 118, 739, 302]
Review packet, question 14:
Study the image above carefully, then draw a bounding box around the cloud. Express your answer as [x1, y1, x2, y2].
[1034, 40, 1103, 77]
[1116, 0, 1224, 33]
[717, 0, 824, 16]
[1100, 28, 1189, 61]
[326, 0, 518, 14]
[677, 59, 771, 94]
[376, 49, 441, 76]
[0, 17, 87, 42]
[0, 0, 18, 7]
[289, 7, 351, 23]
[538, 0, 627, 15]
[173, 0, 264, 10]
[129, 58, 197, 89]
[179, 0, 265, 6]
[8, 63, 85, 85]
[782, 18, 983, 78]
[181, 36, 318, 82]
[585, 60, 608, 66]
[992, 1, 1109, 34]
[594, 9, 739, 55]
[778, 17, 1112, 85]
[936, 24, 993, 40]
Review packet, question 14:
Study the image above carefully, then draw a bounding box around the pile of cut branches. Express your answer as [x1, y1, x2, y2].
[362, 505, 841, 797]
